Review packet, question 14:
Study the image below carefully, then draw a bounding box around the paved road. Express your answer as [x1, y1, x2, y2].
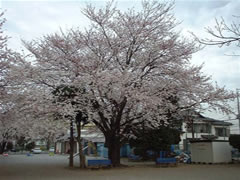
[0, 154, 239, 180]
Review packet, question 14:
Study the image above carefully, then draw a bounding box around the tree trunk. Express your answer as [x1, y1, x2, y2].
[0, 141, 7, 154]
[92, 97, 127, 167]
[76, 122, 86, 169]
[191, 119, 195, 139]
[69, 119, 74, 167]
[46, 134, 51, 150]
[107, 136, 121, 166]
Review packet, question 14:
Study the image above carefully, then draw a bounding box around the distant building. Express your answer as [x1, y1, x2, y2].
[179, 111, 232, 151]
[34, 138, 47, 149]
[55, 129, 131, 158]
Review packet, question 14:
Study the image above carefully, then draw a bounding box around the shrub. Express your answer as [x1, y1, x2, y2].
[229, 135, 240, 151]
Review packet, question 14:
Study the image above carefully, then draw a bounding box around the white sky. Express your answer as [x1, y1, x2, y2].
[1, 0, 240, 130]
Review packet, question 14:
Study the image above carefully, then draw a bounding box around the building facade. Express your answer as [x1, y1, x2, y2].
[179, 111, 232, 151]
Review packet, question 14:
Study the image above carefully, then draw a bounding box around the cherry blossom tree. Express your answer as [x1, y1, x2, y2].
[0, 12, 57, 153]
[0, 92, 33, 153]
[52, 85, 89, 168]
[0, 12, 22, 153]
[0, 102, 18, 153]
[23, 1, 234, 166]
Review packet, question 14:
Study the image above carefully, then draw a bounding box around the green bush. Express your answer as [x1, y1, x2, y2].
[130, 126, 181, 159]
[6, 142, 13, 151]
[26, 142, 35, 151]
[229, 135, 240, 151]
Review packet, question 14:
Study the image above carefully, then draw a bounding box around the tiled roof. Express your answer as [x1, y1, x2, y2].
[180, 110, 232, 126]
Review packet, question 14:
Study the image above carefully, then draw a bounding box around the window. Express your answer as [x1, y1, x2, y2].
[187, 124, 211, 133]
[215, 128, 228, 137]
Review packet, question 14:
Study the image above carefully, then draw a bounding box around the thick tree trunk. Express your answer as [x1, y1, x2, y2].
[191, 119, 195, 139]
[93, 97, 127, 167]
[107, 137, 121, 166]
[69, 119, 74, 167]
[76, 122, 86, 169]
[0, 141, 7, 154]
[46, 135, 51, 150]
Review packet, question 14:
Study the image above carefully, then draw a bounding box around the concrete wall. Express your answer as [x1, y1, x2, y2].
[212, 141, 232, 163]
[191, 142, 213, 163]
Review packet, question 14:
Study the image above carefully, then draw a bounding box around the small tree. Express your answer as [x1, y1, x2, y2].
[75, 111, 88, 169]
[16, 136, 26, 150]
[52, 85, 88, 168]
[229, 135, 240, 151]
[6, 142, 13, 151]
[25, 142, 35, 151]
[130, 126, 180, 160]
[52, 86, 76, 167]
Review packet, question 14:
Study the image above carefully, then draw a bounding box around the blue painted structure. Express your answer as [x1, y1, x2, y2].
[120, 144, 131, 157]
[97, 143, 109, 158]
[159, 151, 167, 158]
[156, 151, 177, 165]
[156, 157, 177, 164]
[96, 143, 132, 158]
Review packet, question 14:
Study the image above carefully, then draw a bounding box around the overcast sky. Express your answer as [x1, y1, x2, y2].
[1, 0, 240, 127]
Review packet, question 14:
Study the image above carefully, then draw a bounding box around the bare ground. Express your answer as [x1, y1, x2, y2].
[0, 154, 239, 180]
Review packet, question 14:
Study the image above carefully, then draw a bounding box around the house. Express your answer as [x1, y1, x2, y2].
[178, 111, 232, 152]
[34, 139, 47, 149]
[55, 129, 102, 155]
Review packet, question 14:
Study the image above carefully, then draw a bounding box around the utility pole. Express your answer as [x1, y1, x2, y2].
[237, 89, 240, 134]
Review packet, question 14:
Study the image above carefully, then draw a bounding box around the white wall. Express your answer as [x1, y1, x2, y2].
[191, 142, 213, 163]
[56, 142, 62, 153]
[191, 141, 232, 163]
[212, 141, 232, 163]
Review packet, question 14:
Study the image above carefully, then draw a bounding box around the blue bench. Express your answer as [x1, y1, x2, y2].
[156, 157, 177, 166]
[88, 159, 112, 167]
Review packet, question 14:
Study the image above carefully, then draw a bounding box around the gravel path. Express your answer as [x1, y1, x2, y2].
[0, 154, 239, 180]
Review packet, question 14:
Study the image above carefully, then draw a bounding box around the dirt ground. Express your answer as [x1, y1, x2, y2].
[0, 154, 239, 180]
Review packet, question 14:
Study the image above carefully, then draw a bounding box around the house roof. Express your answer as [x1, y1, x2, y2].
[181, 110, 232, 126]
[189, 139, 229, 143]
[194, 115, 232, 126]
[55, 129, 105, 143]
